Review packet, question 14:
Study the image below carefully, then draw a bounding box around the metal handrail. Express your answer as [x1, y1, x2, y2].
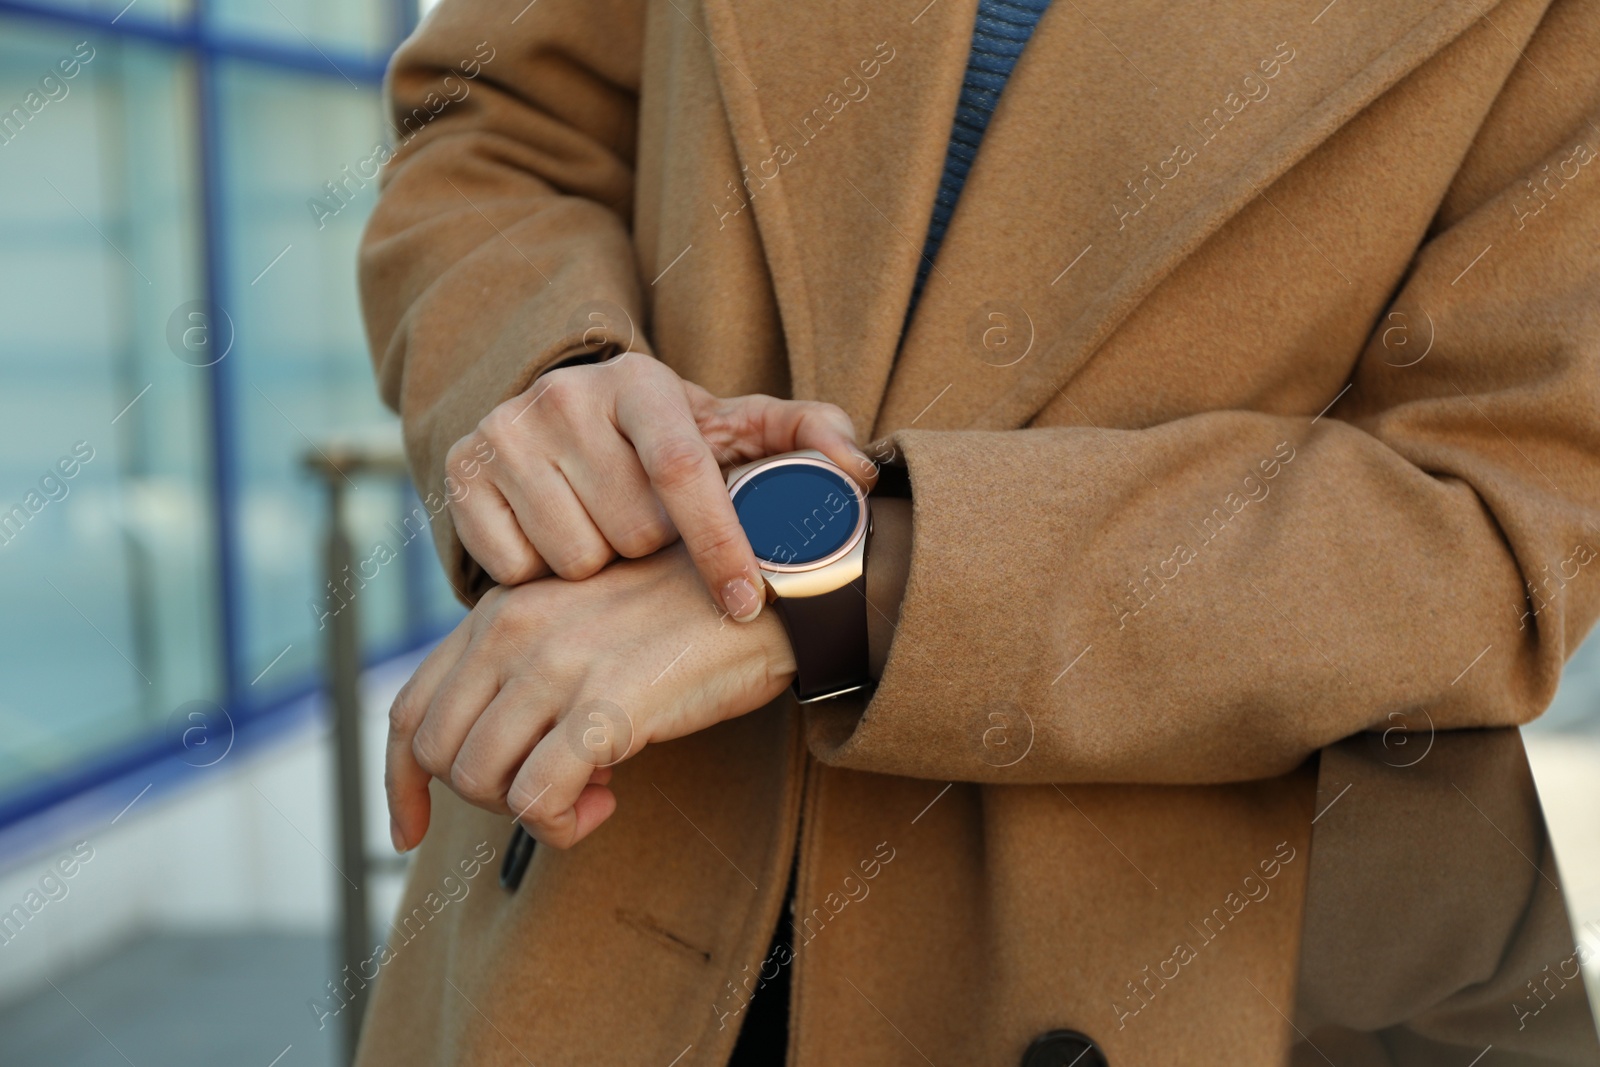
[304, 437, 411, 1067]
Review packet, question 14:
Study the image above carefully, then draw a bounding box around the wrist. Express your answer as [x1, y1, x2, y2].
[748, 597, 799, 689]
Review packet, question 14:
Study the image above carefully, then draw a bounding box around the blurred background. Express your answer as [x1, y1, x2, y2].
[0, 0, 1598, 1064]
[0, 0, 466, 1062]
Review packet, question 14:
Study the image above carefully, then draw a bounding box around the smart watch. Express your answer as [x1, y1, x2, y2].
[726, 450, 872, 703]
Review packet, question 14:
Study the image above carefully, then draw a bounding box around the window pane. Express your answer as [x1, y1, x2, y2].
[0, 25, 216, 795]
[209, 0, 398, 58]
[215, 61, 435, 696]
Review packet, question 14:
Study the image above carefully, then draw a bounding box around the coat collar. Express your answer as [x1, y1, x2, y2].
[696, 0, 1498, 436]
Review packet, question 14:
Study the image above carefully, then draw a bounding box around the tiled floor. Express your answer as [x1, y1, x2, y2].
[0, 933, 341, 1067]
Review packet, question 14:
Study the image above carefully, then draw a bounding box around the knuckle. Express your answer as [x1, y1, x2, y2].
[479, 594, 539, 645]
[647, 435, 711, 492]
[477, 405, 516, 441]
[445, 434, 475, 469]
[612, 516, 673, 558]
[473, 526, 536, 576]
[448, 762, 495, 805]
[388, 682, 422, 734]
[475, 585, 506, 616]
[487, 547, 542, 587]
[612, 349, 655, 379]
[507, 784, 548, 824]
[411, 731, 448, 778]
[815, 401, 855, 434]
[693, 519, 747, 561]
[477, 553, 518, 587]
[536, 372, 582, 413]
[711, 394, 759, 438]
[473, 603, 510, 642]
[503, 560, 544, 586]
[548, 543, 610, 580]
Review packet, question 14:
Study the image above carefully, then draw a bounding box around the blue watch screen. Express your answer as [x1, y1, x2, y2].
[732, 464, 860, 567]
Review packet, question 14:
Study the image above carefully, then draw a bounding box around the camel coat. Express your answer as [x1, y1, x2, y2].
[354, 0, 1600, 1062]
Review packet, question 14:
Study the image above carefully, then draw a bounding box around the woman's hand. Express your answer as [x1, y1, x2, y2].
[385, 543, 797, 851]
[447, 352, 872, 620]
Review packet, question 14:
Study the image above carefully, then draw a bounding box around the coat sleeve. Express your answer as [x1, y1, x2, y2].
[358, 0, 650, 602]
[806, 6, 1600, 785]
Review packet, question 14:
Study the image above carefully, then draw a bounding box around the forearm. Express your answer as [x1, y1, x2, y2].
[805, 22, 1600, 785]
[813, 405, 1595, 786]
[360, 0, 649, 602]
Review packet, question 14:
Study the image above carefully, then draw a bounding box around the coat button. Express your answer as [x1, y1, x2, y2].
[1021, 1030, 1107, 1067]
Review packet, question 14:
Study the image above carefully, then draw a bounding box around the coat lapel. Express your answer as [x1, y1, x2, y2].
[695, 0, 980, 433]
[697, 0, 1502, 435]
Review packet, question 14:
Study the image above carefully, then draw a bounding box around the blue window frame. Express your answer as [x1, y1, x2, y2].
[0, 0, 461, 836]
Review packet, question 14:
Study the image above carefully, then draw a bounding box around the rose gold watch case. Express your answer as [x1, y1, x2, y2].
[725, 449, 872, 600]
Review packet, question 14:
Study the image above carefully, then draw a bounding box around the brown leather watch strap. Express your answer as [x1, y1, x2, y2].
[772, 572, 871, 703]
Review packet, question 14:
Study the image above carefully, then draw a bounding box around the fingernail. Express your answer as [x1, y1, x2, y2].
[390, 817, 408, 854]
[723, 576, 762, 622]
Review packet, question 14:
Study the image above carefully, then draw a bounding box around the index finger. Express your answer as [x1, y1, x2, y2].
[616, 379, 765, 622]
[385, 619, 471, 851]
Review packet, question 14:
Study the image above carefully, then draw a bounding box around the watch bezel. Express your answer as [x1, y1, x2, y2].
[727, 454, 870, 574]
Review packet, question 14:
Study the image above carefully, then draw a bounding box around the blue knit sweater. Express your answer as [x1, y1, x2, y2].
[907, 0, 1054, 318]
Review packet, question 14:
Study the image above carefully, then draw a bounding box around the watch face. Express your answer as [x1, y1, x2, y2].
[731, 460, 863, 569]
